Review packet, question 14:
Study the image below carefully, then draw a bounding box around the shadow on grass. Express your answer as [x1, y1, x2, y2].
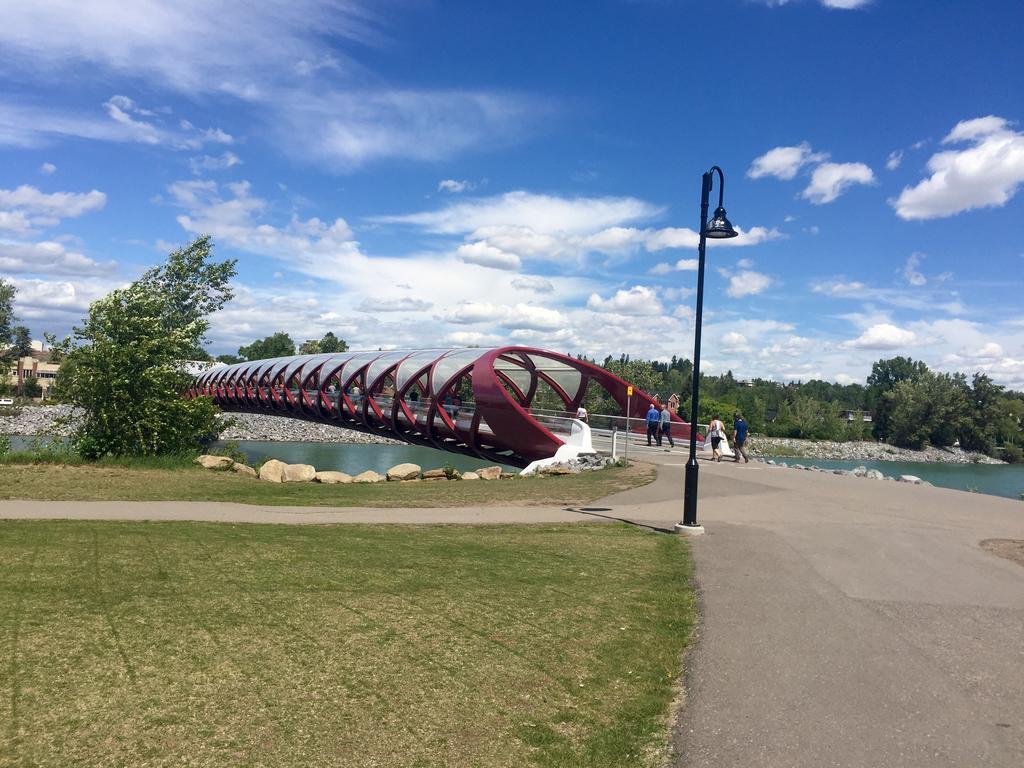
[563, 506, 675, 534]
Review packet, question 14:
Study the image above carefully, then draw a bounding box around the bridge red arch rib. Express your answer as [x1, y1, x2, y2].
[187, 346, 695, 467]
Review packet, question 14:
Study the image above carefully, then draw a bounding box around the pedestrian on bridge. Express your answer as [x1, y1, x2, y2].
[646, 403, 662, 446]
[660, 404, 675, 449]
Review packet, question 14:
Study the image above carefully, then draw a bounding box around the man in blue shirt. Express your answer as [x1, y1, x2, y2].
[646, 403, 662, 446]
[732, 412, 750, 463]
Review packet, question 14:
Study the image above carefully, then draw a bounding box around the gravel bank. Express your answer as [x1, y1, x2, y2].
[1, 405, 401, 445]
[748, 435, 1004, 465]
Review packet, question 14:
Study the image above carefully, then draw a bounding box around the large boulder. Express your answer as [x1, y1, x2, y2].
[865, 469, 885, 480]
[461, 472, 480, 481]
[353, 470, 384, 484]
[422, 468, 449, 480]
[259, 459, 287, 483]
[541, 465, 573, 476]
[231, 463, 258, 478]
[195, 454, 234, 470]
[315, 471, 352, 484]
[476, 466, 503, 481]
[898, 474, 924, 484]
[282, 463, 317, 482]
[386, 463, 421, 481]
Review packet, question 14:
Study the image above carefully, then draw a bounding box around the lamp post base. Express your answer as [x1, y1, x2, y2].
[674, 523, 705, 536]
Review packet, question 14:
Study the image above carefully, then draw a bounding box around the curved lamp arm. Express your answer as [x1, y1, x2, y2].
[708, 165, 726, 210]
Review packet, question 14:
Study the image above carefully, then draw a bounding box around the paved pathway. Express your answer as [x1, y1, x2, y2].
[2, 455, 1023, 765]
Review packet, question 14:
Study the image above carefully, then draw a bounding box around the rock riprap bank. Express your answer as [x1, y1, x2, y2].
[193, 454, 616, 483]
[757, 459, 934, 485]
[1, 405, 400, 445]
[749, 436, 1002, 465]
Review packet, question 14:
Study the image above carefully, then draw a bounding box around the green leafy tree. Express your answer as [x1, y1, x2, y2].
[885, 371, 968, 449]
[0, 278, 17, 371]
[215, 353, 244, 365]
[957, 373, 1004, 453]
[11, 326, 33, 358]
[53, 237, 237, 458]
[867, 356, 929, 440]
[21, 375, 42, 399]
[238, 332, 295, 361]
[298, 339, 321, 355]
[318, 331, 347, 353]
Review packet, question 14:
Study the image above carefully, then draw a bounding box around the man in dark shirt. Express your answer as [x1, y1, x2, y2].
[732, 412, 750, 463]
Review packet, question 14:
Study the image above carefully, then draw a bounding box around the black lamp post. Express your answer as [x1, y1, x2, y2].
[678, 166, 739, 534]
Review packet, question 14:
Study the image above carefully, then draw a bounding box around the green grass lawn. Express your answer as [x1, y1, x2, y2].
[0, 462, 655, 507]
[0, 521, 695, 767]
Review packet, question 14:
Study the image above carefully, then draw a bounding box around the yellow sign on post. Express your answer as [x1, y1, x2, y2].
[627, 386, 633, 397]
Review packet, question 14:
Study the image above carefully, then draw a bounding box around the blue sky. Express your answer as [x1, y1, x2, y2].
[2, 0, 1023, 387]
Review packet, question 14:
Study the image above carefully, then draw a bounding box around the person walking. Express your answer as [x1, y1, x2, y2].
[732, 412, 750, 463]
[576, 404, 589, 423]
[646, 403, 662, 446]
[660, 403, 675, 449]
[707, 413, 726, 462]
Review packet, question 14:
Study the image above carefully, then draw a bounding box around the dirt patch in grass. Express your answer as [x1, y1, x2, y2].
[980, 538, 1024, 568]
[0, 462, 655, 508]
[0, 520, 695, 767]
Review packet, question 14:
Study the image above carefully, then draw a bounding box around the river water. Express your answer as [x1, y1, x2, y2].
[8, 436, 1022, 500]
[214, 440, 518, 475]
[765, 457, 1024, 500]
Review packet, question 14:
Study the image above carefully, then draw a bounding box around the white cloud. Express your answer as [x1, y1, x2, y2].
[189, 151, 242, 174]
[0, 1, 376, 95]
[379, 191, 780, 272]
[0, 240, 117, 276]
[445, 330, 504, 346]
[0, 97, 234, 150]
[438, 179, 473, 193]
[802, 162, 875, 203]
[721, 332, 749, 353]
[273, 89, 545, 170]
[812, 280, 867, 297]
[455, 241, 521, 270]
[0, 3, 550, 169]
[442, 301, 567, 330]
[726, 271, 773, 298]
[0, 185, 106, 222]
[766, 0, 871, 7]
[885, 150, 903, 171]
[748, 142, 827, 180]
[975, 342, 1005, 359]
[510, 275, 555, 293]
[893, 116, 1024, 220]
[356, 297, 432, 313]
[586, 286, 663, 316]
[842, 323, 916, 350]
[642, 225, 781, 251]
[903, 252, 927, 286]
[381, 191, 660, 236]
[170, 179, 365, 270]
[39, 162, 56, 175]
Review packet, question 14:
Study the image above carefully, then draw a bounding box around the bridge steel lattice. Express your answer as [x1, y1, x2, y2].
[188, 346, 695, 467]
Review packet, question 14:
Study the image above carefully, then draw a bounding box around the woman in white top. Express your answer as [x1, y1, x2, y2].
[708, 413, 727, 462]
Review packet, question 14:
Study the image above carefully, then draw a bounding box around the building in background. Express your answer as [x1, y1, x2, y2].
[6, 340, 60, 400]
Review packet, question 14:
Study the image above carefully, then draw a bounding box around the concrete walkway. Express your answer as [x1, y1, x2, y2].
[2, 455, 1023, 765]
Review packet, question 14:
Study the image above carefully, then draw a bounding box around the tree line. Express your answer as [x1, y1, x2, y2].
[574, 354, 1023, 463]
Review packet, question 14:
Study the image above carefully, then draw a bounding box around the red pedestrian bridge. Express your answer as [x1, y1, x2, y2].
[188, 346, 696, 468]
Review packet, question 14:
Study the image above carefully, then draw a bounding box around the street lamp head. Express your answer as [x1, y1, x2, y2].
[705, 206, 739, 239]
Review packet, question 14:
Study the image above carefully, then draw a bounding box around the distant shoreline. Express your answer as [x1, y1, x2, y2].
[748, 435, 1004, 465]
